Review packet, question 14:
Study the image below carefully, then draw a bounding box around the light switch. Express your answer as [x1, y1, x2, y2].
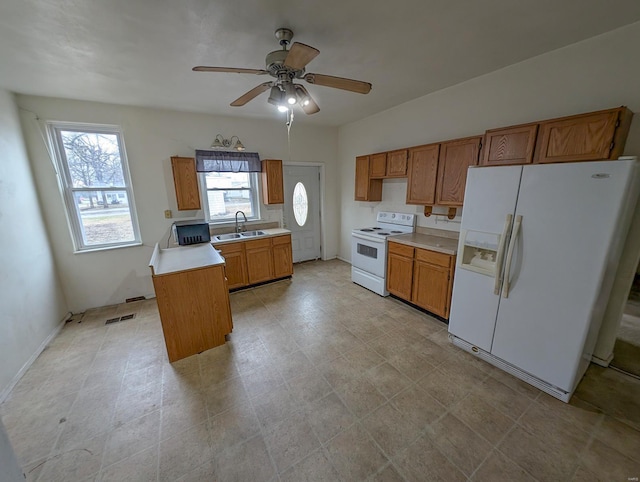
[164, 209, 172, 219]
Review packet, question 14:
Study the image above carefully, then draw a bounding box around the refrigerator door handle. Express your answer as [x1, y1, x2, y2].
[502, 215, 523, 298]
[494, 214, 513, 295]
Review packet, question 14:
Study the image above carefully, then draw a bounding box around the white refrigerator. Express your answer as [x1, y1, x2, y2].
[448, 160, 639, 402]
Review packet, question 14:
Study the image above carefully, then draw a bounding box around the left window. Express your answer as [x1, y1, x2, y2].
[48, 123, 141, 251]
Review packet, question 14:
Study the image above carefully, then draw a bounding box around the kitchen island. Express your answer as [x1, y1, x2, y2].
[149, 243, 232, 362]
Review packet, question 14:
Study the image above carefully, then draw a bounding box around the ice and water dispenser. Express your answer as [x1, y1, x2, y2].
[458, 229, 501, 276]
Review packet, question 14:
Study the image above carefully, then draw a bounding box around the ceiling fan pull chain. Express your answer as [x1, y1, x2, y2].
[286, 108, 294, 161]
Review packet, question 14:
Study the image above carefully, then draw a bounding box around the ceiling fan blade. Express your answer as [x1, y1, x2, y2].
[295, 85, 320, 115]
[230, 82, 272, 106]
[193, 66, 269, 75]
[284, 42, 320, 70]
[304, 73, 372, 94]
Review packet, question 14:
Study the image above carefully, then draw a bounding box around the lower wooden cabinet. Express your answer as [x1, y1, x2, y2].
[214, 234, 293, 290]
[273, 235, 294, 278]
[245, 238, 274, 284]
[215, 242, 248, 289]
[387, 241, 455, 319]
[152, 263, 232, 362]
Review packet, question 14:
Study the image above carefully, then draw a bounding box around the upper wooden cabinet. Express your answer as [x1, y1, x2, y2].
[534, 107, 633, 164]
[171, 157, 201, 211]
[481, 124, 538, 166]
[436, 136, 482, 206]
[370, 153, 387, 178]
[387, 149, 408, 177]
[354, 155, 383, 201]
[262, 159, 284, 204]
[406, 144, 440, 205]
[369, 150, 408, 179]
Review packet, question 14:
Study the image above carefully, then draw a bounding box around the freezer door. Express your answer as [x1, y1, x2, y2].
[448, 165, 522, 351]
[491, 161, 635, 392]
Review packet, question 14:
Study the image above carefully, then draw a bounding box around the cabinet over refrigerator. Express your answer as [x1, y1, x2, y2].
[448, 159, 639, 402]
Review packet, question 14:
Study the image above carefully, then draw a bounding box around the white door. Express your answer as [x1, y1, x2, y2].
[448, 165, 522, 351]
[491, 161, 636, 392]
[283, 164, 321, 263]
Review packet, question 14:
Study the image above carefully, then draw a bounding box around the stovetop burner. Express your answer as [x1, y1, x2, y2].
[360, 228, 374, 232]
[391, 230, 403, 234]
[378, 232, 391, 236]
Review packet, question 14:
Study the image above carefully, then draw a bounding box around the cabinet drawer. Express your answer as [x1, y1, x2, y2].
[245, 238, 271, 250]
[272, 234, 291, 246]
[388, 241, 414, 258]
[415, 248, 451, 267]
[214, 241, 244, 254]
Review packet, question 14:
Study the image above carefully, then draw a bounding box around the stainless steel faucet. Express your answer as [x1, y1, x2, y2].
[235, 211, 247, 233]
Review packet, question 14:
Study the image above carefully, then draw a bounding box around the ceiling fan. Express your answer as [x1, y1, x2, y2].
[192, 28, 372, 115]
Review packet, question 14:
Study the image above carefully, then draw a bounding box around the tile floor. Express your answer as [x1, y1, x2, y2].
[2, 259, 640, 481]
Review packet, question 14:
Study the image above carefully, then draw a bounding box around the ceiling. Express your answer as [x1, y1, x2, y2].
[1, 1, 640, 126]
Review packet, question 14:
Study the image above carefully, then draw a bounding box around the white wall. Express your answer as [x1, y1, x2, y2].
[337, 21, 640, 260]
[17, 97, 339, 311]
[0, 90, 68, 398]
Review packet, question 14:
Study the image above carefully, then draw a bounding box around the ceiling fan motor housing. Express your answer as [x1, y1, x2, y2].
[265, 50, 304, 78]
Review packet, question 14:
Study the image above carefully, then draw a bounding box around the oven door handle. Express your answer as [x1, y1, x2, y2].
[352, 233, 385, 244]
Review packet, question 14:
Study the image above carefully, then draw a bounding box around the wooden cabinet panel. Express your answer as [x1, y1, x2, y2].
[272, 235, 293, 278]
[387, 149, 408, 177]
[354, 155, 382, 201]
[386, 242, 455, 319]
[262, 159, 284, 204]
[534, 107, 632, 163]
[171, 156, 201, 210]
[388, 241, 414, 258]
[215, 242, 248, 290]
[387, 243, 414, 300]
[245, 238, 274, 284]
[406, 144, 440, 205]
[415, 248, 451, 268]
[153, 264, 232, 362]
[481, 124, 538, 166]
[412, 260, 450, 318]
[370, 153, 387, 178]
[436, 137, 482, 207]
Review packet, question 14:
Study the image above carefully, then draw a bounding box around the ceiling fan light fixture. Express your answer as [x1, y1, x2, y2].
[267, 85, 284, 106]
[284, 83, 297, 105]
[277, 105, 289, 113]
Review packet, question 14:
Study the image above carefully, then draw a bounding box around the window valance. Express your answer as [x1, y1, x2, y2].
[195, 150, 262, 173]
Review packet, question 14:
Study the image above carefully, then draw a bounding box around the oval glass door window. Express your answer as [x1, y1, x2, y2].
[293, 182, 308, 227]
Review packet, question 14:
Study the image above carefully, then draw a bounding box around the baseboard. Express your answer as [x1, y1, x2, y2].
[0, 312, 71, 403]
[591, 352, 614, 367]
[336, 256, 350, 263]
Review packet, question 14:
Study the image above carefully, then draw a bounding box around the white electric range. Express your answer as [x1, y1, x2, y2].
[351, 211, 416, 296]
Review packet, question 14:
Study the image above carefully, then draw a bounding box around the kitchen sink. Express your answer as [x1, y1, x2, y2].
[240, 230, 266, 237]
[214, 233, 243, 241]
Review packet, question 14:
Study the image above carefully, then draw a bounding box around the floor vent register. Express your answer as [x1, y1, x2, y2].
[105, 313, 136, 325]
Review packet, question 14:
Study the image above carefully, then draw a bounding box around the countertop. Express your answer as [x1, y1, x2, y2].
[149, 243, 225, 276]
[210, 228, 291, 245]
[389, 232, 459, 255]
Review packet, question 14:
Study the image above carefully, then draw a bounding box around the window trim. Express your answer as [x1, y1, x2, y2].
[200, 171, 261, 224]
[47, 122, 141, 252]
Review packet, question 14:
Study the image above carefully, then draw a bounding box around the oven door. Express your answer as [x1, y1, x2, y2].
[351, 233, 387, 278]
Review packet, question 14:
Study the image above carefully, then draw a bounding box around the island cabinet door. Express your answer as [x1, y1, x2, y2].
[245, 238, 274, 284]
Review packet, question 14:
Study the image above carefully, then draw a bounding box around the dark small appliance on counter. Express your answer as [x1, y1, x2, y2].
[173, 220, 211, 246]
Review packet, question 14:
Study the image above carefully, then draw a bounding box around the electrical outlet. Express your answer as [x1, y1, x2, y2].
[164, 209, 172, 219]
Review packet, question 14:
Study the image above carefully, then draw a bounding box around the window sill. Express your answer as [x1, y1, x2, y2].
[74, 241, 143, 254]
